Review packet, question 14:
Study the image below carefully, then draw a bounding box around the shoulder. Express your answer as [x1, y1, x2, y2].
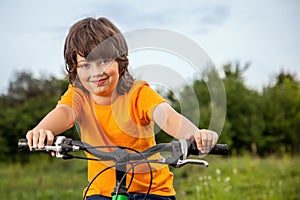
[124, 80, 147, 96]
[128, 80, 166, 104]
[132, 80, 149, 90]
[58, 84, 89, 106]
[127, 80, 154, 97]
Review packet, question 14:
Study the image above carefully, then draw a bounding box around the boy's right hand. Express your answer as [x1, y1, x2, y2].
[26, 129, 55, 149]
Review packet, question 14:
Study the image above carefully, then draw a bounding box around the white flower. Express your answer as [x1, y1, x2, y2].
[224, 176, 231, 183]
[232, 168, 238, 175]
[216, 168, 222, 175]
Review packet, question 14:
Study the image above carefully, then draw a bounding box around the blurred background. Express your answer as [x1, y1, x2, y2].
[0, 0, 299, 199]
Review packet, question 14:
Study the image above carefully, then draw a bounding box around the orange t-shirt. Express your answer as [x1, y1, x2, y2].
[57, 80, 176, 197]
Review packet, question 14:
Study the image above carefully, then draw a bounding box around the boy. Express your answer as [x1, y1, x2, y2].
[26, 17, 218, 199]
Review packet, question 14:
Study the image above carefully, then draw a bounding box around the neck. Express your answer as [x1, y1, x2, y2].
[92, 90, 119, 106]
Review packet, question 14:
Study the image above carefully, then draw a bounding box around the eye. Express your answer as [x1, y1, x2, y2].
[97, 59, 112, 66]
[78, 63, 90, 69]
[82, 63, 90, 68]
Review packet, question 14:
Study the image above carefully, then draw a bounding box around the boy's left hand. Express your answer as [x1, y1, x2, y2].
[194, 129, 218, 154]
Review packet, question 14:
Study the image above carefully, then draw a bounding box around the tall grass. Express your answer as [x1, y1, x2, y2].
[0, 153, 87, 199]
[173, 154, 300, 199]
[1, 153, 299, 199]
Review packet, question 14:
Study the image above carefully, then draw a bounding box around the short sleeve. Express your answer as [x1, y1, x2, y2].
[129, 83, 166, 125]
[57, 84, 74, 107]
[57, 84, 85, 119]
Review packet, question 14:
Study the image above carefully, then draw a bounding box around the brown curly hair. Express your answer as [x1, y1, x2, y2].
[64, 17, 134, 94]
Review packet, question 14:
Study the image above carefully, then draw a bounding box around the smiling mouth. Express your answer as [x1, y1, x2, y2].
[95, 77, 108, 85]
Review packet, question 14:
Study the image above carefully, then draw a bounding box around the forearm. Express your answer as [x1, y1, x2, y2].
[153, 102, 198, 139]
[153, 102, 218, 153]
[33, 104, 75, 135]
[166, 113, 198, 139]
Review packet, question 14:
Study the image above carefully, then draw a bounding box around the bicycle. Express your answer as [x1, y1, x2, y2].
[18, 136, 228, 200]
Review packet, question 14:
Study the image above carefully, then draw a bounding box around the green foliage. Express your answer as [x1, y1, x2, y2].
[164, 62, 300, 156]
[0, 71, 72, 162]
[260, 72, 300, 154]
[222, 63, 265, 154]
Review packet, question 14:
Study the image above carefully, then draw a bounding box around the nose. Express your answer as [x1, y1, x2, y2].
[90, 62, 105, 76]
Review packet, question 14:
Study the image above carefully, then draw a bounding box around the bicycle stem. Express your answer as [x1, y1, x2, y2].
[112, 163, 129, 200]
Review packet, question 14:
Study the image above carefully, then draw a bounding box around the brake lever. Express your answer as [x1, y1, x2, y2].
[175, 159, 209, 168]
[29, 136, 66, 158]
[29, 146, 61, 152]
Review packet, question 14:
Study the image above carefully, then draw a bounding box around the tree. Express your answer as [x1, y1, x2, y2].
[222, 62, 264, 155]
[261, 71, 300, 154]
[0, 71, 72, 162]
[156, 63, 300, 155]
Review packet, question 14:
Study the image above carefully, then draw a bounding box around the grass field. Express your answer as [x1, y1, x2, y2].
[1, 153, 299, 199]
[173, 154, 300, 199]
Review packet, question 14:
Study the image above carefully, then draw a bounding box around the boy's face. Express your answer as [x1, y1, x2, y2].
[76, 54, 120, 97]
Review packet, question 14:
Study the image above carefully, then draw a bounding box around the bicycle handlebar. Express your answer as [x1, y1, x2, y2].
[18, 136, 228, 167]
[18, 137, 228, 200]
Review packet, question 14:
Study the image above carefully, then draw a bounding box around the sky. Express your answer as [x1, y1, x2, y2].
[0, 0, 299, 94]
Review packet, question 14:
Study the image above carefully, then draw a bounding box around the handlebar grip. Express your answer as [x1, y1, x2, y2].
[18, 138, 29, 150]
[209, 144, 228, 155]
[188, 140, 228, 155]
[17, 138, 59, 150]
